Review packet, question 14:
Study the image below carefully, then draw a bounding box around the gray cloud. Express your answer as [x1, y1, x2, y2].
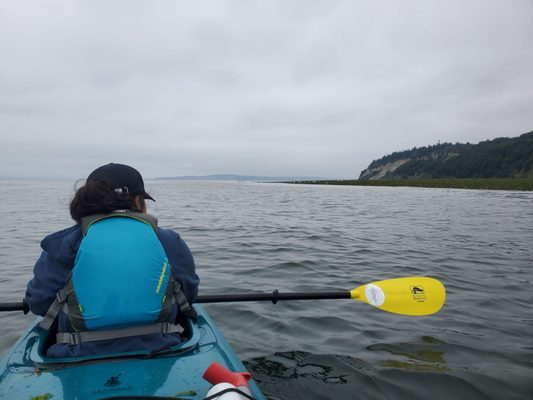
[1, 0, 532, 179]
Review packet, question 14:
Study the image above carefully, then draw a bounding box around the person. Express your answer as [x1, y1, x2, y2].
[25, 163, 199, 357]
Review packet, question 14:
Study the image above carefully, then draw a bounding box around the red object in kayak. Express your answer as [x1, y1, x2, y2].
[203, 361, 252, 388]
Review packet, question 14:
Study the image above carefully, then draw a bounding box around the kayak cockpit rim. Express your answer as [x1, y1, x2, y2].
[28, 314, 201, 368]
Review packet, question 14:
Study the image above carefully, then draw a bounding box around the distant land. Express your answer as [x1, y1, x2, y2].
[152, 174, 328, 182]
[286, 129, 533, 190]
[287, 178, 533, 191]
[359, 130, 533, 180]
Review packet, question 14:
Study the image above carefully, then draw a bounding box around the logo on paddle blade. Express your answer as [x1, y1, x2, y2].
[410, 286, 426, 302]
[411, 286, 425, 294]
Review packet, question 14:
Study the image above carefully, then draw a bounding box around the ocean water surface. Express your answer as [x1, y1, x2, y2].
[0, 180, 532, 399]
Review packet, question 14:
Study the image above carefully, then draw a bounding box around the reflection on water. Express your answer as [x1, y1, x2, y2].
[249, 351, 355, 383]
[246, 348, 498, 400]
[368, 336, 448, 372]
[246, 351, 385, 400]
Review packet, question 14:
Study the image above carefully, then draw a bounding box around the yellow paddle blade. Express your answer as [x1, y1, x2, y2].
[350, 277, 446, 316]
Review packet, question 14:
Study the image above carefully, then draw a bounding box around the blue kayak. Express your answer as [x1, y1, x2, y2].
[0, 304, 265, 400]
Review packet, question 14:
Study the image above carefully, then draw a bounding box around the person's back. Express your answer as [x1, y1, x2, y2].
[25, 163, 199, 357]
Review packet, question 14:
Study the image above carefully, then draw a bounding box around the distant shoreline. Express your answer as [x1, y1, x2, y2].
[283, 178, 533, 191]
[151, 174, 327, 182]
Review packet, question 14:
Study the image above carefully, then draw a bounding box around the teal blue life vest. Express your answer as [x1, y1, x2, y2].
[40, 212, 191, 345]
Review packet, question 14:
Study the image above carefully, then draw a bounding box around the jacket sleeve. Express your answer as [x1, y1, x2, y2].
[24, 226, 82, 316]
[158, 228, 199, 304]
[25, 251, 71, 316]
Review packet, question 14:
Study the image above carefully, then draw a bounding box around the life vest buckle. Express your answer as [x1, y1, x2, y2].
[56, 289, 69, 303]
[57, 332, 82, 345]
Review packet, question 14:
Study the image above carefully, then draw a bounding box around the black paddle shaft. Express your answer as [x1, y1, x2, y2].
[197, 290, 351, 304]
[0, 291, 352, 312]
[0, 302, 25, 312]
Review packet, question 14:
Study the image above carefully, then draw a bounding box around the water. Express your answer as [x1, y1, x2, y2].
[1, 180, 532, 399]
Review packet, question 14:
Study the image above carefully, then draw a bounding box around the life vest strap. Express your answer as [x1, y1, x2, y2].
[39, 287, 72, 331]
[173, 282, 192, 314]
[81, 211, 159, 237]
[55, 322, 184, 345]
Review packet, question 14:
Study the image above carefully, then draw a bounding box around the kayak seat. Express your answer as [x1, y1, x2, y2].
[31, 310, 201, 366]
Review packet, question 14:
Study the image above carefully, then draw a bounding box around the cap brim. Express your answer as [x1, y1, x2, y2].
[143, 192, 156, 201]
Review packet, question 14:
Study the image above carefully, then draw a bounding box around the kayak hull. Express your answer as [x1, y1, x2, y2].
[0, 305, 265, 399]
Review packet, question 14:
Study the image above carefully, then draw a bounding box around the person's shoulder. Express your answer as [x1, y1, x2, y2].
[156, 227, 182, 243]
[41, 225, 83, 252]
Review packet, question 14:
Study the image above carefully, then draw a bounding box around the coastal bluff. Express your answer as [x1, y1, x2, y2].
[359, 130, 533, 180]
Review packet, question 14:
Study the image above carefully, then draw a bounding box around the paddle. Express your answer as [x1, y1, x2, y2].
[0, 277, 445, 316]
[199, 277, 446, 316]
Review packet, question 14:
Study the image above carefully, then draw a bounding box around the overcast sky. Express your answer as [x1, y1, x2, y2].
[1, 1, 532, 179]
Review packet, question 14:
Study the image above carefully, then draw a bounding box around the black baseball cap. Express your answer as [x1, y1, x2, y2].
[86, 163, 155, 201]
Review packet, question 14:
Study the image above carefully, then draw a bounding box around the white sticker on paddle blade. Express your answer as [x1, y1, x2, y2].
[365, 284, 385, 307]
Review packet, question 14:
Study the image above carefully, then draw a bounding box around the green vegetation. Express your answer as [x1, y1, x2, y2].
[31, 394, 53, 400]
[360, 131, 533, 180]
[286, 178, 533, 191]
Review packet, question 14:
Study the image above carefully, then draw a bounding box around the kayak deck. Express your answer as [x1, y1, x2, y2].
[0, 305, 265, 399]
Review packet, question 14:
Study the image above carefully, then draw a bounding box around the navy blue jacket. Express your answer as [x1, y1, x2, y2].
[25, 223, 199, 357]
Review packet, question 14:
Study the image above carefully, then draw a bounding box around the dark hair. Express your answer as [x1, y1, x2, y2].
[70, 180, 146, 223]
